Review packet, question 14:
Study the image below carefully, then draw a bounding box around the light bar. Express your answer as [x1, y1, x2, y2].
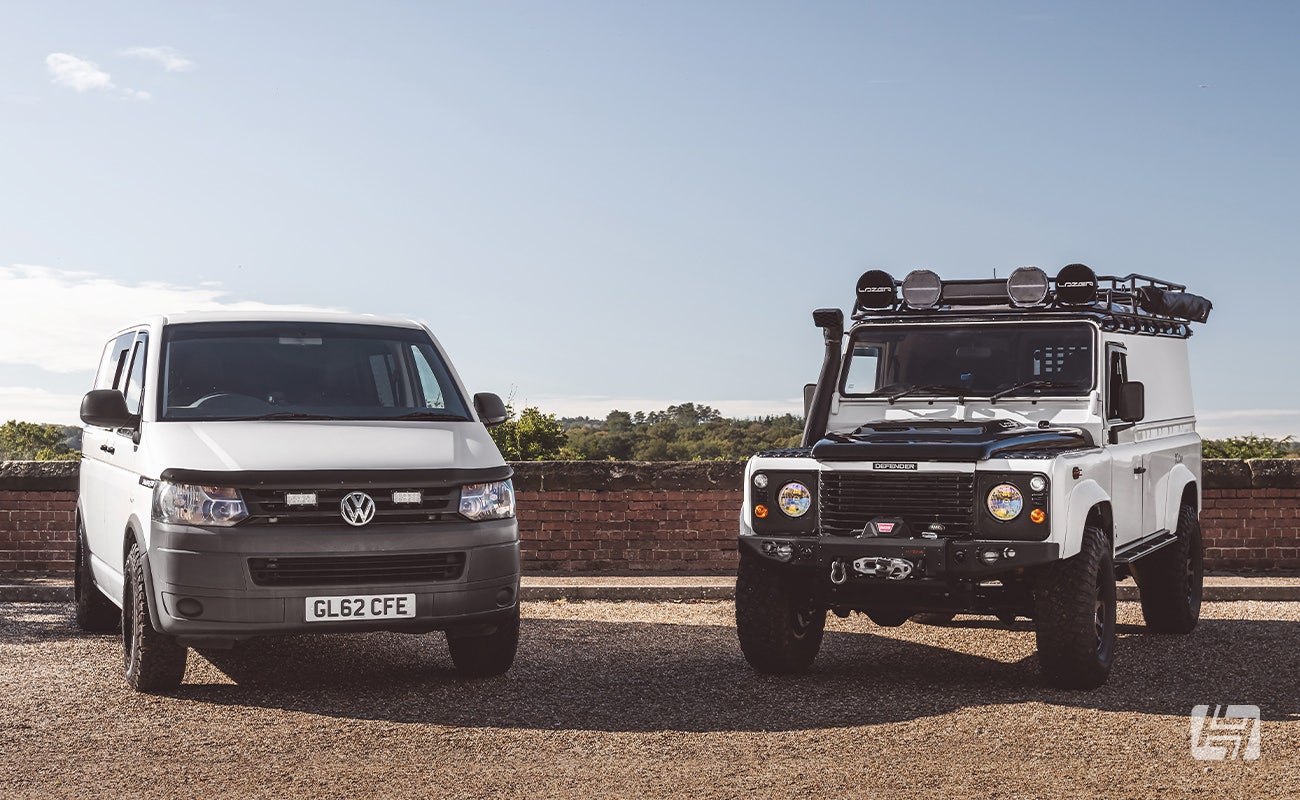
[1007, 266, 1049, 307]
[901, 269, 942, 309]
[1055, 263, 1098, 305]
[855, 270, 897, 311]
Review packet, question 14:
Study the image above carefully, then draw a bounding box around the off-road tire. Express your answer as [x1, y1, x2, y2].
[447, 605, 519, 678]
[1032, 526, 1116, 689]
[1132, 502, 1203, 634]
[122, 542, 188, 692]
[74, 520, 119, 633]
[866, 608, 913, 627]
[735, 552, 826, 674]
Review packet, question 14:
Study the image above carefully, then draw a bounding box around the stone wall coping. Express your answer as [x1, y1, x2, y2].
[3, 458, 1299, 492]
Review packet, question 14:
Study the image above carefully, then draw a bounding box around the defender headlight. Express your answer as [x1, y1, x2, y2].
[153, 481, 248, 527]
[777, 482, 812, 518]
[459, 479, 515, 521]
[986, 483, 1024, 521]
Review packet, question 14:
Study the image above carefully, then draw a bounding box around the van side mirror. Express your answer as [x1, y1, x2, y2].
[1118, 381, 1145, 423]
[80, 389, 138, 429]
[473, 393, 510, 427]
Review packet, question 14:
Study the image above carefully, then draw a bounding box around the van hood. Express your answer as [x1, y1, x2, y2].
[141, 420, 507, 475]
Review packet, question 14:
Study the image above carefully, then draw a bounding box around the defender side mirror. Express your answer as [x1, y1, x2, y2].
[1118, 381, 1145, 423]
[803, 383, 816, 418]
[473, 392, 510, 427]
[80, 389, 139, 430]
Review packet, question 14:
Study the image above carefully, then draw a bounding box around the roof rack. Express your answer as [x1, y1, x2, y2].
[849, 264, 1212, 338]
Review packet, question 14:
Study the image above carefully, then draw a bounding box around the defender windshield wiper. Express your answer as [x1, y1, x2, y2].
[885, 384, 969, 404]
[393, 411, 472, 421]
[249, 412, 341, 420]
[989, 380, 1078, 403]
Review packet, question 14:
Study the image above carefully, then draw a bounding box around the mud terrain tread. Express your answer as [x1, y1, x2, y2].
[123, 543, 188, 692]
[1033, 526, 1115, 689]
[1133, 502, 1203, 634]
[735, 552, 825, 674]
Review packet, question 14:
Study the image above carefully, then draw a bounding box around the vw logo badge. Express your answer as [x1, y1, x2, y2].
[340, 491, 376, 527]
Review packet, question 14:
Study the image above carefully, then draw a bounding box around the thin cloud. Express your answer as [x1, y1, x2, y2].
[0, 264, 337, 374]
[120, 46, 195, 72]
[45, 53, 114, 92]
[122, 88, 153, 102]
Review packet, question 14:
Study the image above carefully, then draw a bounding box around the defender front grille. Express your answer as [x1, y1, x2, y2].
[247, 552, 466, 586]
[819, 472, 976, 537]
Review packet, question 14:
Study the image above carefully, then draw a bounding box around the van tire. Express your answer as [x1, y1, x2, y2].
[74, 520, 119, 633]
[1132, 502, 1203, 634]
[447, 606, 519, 678]
[123, 542, 188, 692]
[1032, 526, 1116, 689]
[735, 551, 826, 674]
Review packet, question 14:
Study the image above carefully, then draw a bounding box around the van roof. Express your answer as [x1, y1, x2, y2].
[149, 309, 426, 329]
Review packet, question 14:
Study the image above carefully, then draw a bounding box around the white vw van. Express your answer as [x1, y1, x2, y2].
[75, 311, 520, 691]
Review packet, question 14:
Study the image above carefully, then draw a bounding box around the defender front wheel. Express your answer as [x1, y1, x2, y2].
[1032, 526, 1116, 689]
[735, 552, 826, 674]
[123, 542, 188, 692]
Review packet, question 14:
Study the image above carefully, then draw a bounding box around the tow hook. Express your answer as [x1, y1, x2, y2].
[830, 560, 847, 585]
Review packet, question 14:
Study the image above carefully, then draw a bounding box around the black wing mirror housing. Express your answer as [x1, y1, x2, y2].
[80, 389, 138, 429]
[1119, 381, 1146, 423]
[473, 393, 509, 427]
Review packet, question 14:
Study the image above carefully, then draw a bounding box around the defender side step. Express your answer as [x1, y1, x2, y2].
[1114, 529, 1176, 564]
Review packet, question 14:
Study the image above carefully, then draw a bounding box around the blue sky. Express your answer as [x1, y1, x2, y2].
[2, 1, 1298, 437]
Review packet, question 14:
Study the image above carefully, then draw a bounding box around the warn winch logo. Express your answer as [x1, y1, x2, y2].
[873, 462, 918, 471]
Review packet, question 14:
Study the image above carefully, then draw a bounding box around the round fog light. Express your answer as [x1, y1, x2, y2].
[979, 550, 1001, 565]
[753, 473, 769, 489]
[1029, 475, 1047, 492]
[175, 598, 204, 618]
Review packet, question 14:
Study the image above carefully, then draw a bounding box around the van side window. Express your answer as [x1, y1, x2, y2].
[123, 336, 148, 416]
[1106, 349, 1128, 421]
[94, 333, 136, 391]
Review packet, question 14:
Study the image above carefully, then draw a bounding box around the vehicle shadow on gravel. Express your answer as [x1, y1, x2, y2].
[171, 615, 1300, 731]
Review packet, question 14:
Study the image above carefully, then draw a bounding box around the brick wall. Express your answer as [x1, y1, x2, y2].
[2, 459, 1299, 576]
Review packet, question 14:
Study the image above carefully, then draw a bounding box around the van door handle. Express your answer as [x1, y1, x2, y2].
[100, 444, 116, 455]
[1133, 466, 1146, 474]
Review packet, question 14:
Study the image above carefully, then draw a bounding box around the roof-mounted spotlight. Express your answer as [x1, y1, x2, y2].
[855, 269, 897, 312]
[1055, 263, 1098, 305]
[1007, 266, 1049, 307]
[901, 269, 943, 309]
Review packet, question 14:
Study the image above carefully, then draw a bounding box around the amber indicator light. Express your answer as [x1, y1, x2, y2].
[754, 504, 769, 519]
[1030, 509, 1046, 524]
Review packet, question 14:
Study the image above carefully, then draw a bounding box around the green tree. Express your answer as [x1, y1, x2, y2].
[1202, 434, 1295, 459]
[489, 406, 567, 461]
[0, 420, 80, 461]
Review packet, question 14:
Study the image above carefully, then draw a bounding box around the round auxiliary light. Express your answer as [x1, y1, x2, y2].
[1007, 266, 1049, 307]
[754, 504, 770, 519]
[777, 482, 813, 518]
[855, 269, 898, 310]
[753, 473, 769, 489]
[901, 269, 943, 309]
[1055, 263, 1098, 305]
[1029, 509, 1046, 524]
[1029, 475, 1047, 492]
[986, 483, 1024, 521]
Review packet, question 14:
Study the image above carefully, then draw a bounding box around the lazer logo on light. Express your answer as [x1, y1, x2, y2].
[873, 462, 918, 471]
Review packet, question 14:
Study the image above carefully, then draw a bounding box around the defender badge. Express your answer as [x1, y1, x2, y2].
[340, 491, 377, 526]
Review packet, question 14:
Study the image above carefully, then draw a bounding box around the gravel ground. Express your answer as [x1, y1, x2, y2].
[1, 600, 1296, 799]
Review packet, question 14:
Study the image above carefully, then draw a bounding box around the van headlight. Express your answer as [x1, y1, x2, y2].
[459, 479, 515, 521]
[152, 481, 249, 527]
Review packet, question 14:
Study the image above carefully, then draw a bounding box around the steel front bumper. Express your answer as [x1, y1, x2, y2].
[143, 518, 520, 643]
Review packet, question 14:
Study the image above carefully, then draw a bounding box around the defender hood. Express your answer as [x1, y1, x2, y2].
[142, 420, 507, 475]
[810, 419, 1094, 462]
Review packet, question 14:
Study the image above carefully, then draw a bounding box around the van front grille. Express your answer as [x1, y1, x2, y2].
[247, 552, 466, 586]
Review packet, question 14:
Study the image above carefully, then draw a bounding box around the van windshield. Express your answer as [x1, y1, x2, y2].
[842, 322, 1095, 399]
[158, 322, 472, 422]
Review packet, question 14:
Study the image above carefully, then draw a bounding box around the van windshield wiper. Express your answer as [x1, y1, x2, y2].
[989, 380, 1078, 403]
[393, 411, 471, 421]
[249, 412, 341, 420]
[885, 384, 969, 404]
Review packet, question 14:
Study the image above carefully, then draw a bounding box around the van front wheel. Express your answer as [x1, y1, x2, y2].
[447, 606, 519, 678]
[122, 542, 188, 692]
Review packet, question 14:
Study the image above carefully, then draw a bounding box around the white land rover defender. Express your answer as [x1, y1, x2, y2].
[735, 264, 1212, 688]
[75, 312, 521, 691]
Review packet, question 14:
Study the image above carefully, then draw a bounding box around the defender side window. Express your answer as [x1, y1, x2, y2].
[1106, 349, 1129, 421]
[844, 345, 881, 394]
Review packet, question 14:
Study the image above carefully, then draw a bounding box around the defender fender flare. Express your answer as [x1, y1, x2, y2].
[1063, 479, 1111, 559]
[1161, 463, 1199, 527]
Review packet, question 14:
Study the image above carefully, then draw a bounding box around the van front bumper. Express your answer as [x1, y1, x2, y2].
[144, 518, 520, 642]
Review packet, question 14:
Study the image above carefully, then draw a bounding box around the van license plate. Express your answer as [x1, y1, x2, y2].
[305, 594, 417, 622]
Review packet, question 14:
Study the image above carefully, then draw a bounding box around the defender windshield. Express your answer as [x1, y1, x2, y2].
[842, 322, 1094, 399]
[158, 322, 471, 422]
